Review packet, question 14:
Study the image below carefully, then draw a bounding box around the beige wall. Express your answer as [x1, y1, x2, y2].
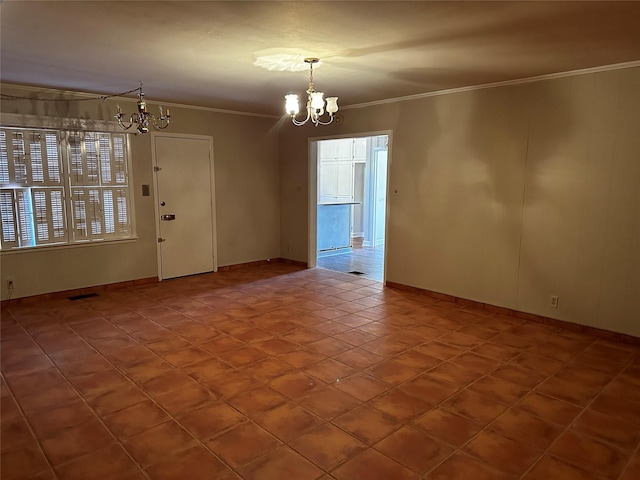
[3, 66, 638, 338]
[280, 66, 640, 337]
[0, 84, 281, 300]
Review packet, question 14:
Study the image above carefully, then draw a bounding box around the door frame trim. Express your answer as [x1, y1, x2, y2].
[372, 147, 388, 247]
[308, 130, 392, 282]
[151, 132, 218, 280]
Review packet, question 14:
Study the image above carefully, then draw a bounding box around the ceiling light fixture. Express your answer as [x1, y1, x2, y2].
[114, 82, 170, 134]
[285, 58, 338, 127]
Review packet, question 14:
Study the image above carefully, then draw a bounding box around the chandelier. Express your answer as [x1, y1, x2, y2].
[285, 58, 338, 126]
[114, 82, 170, 134]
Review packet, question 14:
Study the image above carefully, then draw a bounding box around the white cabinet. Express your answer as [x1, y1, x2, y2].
[319, 161, 353, 203]
[353, 138, 367, 161]
[317, 138, 369, 204]
[318, 139, 353, 162]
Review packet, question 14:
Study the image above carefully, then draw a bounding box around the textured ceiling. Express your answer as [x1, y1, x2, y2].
[1, 1, 640, 116]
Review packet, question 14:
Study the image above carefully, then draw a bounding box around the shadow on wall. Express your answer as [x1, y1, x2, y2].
[2, 88, 118, 128]
[468, 76, 579, 313]
[385, 94, 443, 278]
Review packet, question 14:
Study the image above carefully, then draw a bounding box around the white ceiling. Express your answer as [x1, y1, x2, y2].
[2, 1, 640, 116]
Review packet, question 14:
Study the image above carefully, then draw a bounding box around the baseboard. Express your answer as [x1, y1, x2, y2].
[318, 248, 353, 258]
[1, 259, 310, 306]
[217, 258, 308, 271]
[0, 277, 159, 307]
[276, 258, 308, 268]
[385, 281, 640, 345]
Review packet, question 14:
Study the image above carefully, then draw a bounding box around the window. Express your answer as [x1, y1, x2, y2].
[0, 127, 133, 250]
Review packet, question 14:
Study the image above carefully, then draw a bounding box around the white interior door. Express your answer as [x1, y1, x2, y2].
[153, 134, 216, 280]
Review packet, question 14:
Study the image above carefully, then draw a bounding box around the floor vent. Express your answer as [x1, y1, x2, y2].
[348, 271, 366, 275]
[68, 293, 99, 301]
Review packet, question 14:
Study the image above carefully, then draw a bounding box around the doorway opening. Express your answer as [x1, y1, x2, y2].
[310, 134, 389, 282]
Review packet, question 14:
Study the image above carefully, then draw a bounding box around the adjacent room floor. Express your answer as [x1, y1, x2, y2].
[317, 245, 385, 282]
[1, 263, 639, 480]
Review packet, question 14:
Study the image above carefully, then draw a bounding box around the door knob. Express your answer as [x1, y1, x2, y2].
[160, 214, 176, 221]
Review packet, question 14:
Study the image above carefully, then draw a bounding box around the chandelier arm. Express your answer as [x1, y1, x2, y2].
[291, 108, 312, 126]
[115, 114, 133, 130]
[288, 99, 313, 126]
[313, 115, 335, 126]
[116, 118, 132, 130]
[152, 116, 171, 130]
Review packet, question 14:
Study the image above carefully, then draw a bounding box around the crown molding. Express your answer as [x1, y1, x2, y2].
[342, 60, 640, 110]
[3, 60, 639, 117]
[0, 83, 279, 119]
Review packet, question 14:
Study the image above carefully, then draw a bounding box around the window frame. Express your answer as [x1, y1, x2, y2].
[0, 119, 136, 253]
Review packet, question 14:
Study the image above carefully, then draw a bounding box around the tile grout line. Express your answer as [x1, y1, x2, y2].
[515, 345, 639, 480]
[3, 266, 638, 479]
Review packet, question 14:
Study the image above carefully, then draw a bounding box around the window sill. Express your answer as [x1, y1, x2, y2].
[0, 237, 139, 255]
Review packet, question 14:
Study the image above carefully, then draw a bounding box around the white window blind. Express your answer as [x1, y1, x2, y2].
[0, 126, 134, 250]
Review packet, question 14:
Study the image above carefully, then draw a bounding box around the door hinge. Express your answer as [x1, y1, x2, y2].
[157, 237, 166, 243]
[154, 166, 161, 172]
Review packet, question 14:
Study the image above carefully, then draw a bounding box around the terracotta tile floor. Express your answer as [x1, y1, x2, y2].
[1, 263, 639, 480]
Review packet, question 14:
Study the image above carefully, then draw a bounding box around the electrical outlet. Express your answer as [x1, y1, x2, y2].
[549, 295, 559, 308]
[6, 278, 14, 290]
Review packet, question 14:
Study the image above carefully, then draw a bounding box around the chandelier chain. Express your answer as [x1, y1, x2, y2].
[308, 62, 314, 93]
[0, 85, 144, 102]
